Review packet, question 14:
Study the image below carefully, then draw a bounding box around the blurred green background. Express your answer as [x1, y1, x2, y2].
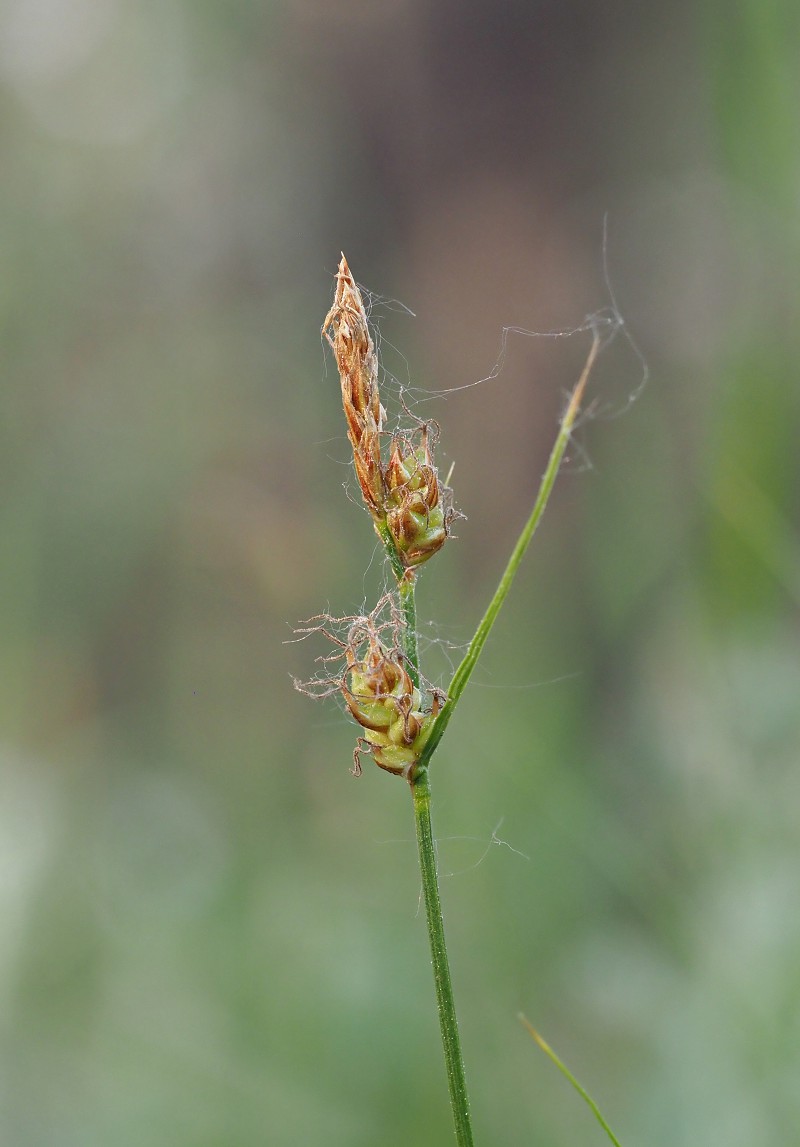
[1, 2, 798, 1144]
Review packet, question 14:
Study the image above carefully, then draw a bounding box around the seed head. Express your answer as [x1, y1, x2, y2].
[322, 255, 456, 570]
[344, 628, 427, 778]
[322, 255, 386, 518]
[293, 595, 443, 780]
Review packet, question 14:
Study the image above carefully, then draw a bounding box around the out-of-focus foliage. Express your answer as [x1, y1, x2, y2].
[0, 2, 797, 1144]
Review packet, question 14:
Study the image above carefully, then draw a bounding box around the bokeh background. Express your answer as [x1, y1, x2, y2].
[1, 2, 798, 1144]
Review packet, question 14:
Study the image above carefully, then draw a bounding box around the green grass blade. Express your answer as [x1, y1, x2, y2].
[518, 1014, 622, 1147]
[416, 332, 600, 772]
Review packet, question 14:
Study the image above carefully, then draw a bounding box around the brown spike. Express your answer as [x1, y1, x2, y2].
[323, 255, 386, 518]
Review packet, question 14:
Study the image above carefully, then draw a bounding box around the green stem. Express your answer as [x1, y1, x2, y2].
[518, 1014, 623, 1146]
[376, 520, 420, 689]
[398, 573, 419, 688]
[412, 767, 475, 1147]
[387, 559, 474, 1145]
[416, 333, 599, 772]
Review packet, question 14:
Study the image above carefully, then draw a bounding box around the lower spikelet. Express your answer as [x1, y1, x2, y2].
[293, 595, 444, 779]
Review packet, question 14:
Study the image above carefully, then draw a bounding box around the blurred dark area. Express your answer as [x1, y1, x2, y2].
[1, 2, 798, 1144]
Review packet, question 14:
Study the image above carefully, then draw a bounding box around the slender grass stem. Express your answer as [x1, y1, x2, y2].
[399, 573, 420, 689]
[377, 519, 406, 585]
[392, 566, 475, 1145]
[412, 767, 475, 1147]
[376, 521, 421, 689]
[518, 1014, 622, 1147]
[417, 332, 600, 772]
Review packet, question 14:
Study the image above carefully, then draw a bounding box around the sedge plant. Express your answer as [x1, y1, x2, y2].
[296, 255, 620, 1146]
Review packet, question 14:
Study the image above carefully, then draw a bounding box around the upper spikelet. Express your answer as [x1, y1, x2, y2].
[322, 255, 387, 518]
[322, 254, 454, 569]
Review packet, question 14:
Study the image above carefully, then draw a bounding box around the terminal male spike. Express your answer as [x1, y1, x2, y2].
[322, 255, 387, 518]
[322, 254, 455, 569]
